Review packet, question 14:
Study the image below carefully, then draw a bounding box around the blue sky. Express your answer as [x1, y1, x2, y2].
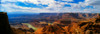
[0, 0, 100, 13]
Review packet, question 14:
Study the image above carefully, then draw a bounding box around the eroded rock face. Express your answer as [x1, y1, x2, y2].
[78, 19, 100, 34]
[79, 21, 100, 34]
[63, 23, 84, 34]
[95, 16, 100, 23]
[0, 12, 13, 34]
[34, 25, 66, 34]
[34, 17, 100, 34]
[62, 16, 100, 34]
[12, 28, 35, 34]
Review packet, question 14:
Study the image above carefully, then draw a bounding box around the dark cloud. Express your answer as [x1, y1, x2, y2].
[89, 0, 100, 6]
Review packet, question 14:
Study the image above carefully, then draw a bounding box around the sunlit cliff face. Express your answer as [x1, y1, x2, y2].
[34, 15, 100, 34]
[34, 25, 67, 34]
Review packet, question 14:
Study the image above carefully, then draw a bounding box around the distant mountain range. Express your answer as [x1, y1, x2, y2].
[8, 13, 99, 24]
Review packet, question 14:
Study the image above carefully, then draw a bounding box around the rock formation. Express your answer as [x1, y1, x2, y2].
[34, 25, 66, 34]
[0, 12, 13, 34]
[63, 16, 100, 34]
[1, 12, 99, 34]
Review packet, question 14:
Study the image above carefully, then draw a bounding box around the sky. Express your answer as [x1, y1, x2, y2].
[0, 0, 100, 13]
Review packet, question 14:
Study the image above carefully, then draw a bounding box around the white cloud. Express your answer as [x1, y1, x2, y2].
[1, 0, 100, 13]
[17, 0, 56, 5]
[1, 0, 17, 2]
[62, 0, 73, 1]
[1, 2, 59, 13]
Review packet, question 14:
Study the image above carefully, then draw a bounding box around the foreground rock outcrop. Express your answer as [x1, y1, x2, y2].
[0, 12, 13, 34]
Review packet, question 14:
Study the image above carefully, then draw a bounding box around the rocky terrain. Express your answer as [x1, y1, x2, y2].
[34, 16, 100, 34]
[0, 12, 100, 34]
